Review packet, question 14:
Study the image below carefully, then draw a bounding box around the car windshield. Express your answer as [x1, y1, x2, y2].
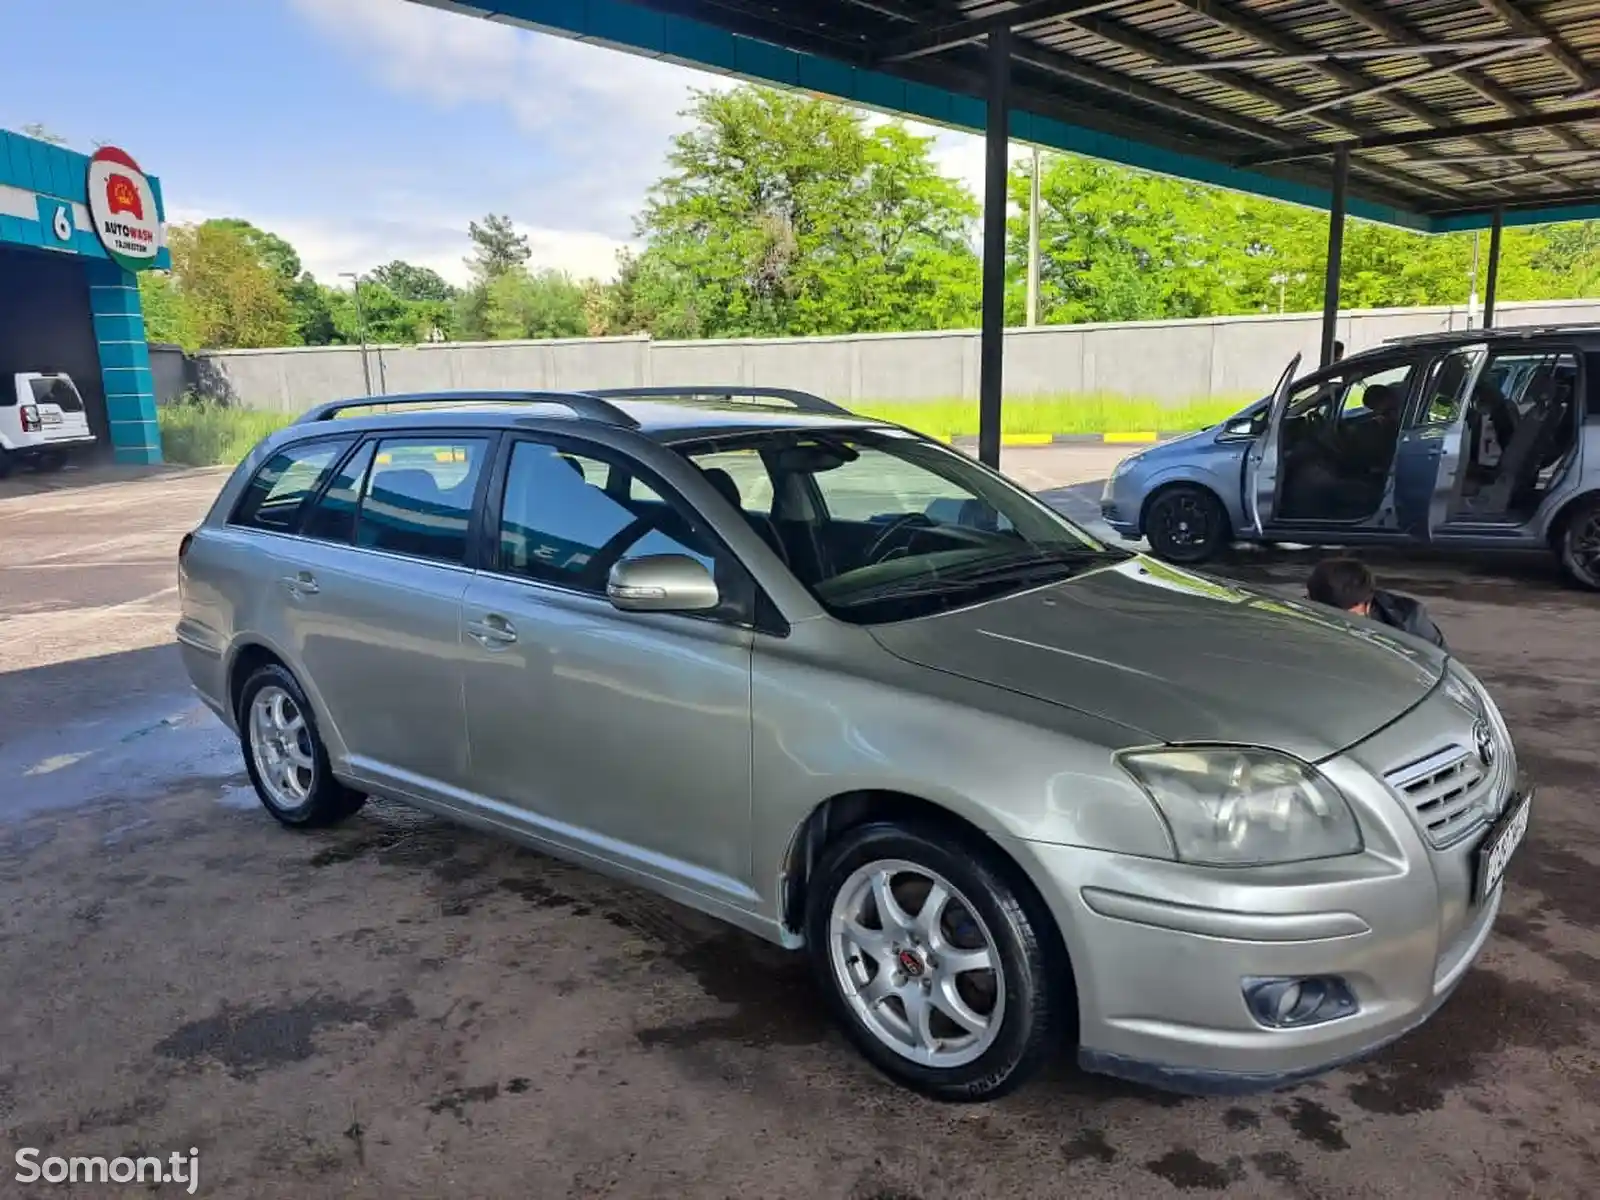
[674, 428, 1128, 624]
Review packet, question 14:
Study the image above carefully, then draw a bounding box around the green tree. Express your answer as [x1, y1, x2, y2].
[164, 221, 294, 349]
[137, 271, 199, 350]
[480, 268, 588, 339]
[371, 260, 457, 304]
[288, 273, 338, 345]
[634, 85, 980, 338]
[21, 122, 68, 146]
[467, 214, 531, 281]
[206, 218, 303, 283]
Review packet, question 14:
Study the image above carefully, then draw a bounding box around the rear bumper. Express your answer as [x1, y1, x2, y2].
[10, 437, 96, 453]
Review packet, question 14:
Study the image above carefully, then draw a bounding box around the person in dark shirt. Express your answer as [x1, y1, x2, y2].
[1306, 557, 1447, 650]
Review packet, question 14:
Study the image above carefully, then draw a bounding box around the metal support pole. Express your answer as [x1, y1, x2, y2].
[342, 271, 374, 397]
[1483, 207, 1504, 329]
[1320, 148, 1349, 369]
[978, 27, 1011, 469]
[1026, 145, 1041, 327]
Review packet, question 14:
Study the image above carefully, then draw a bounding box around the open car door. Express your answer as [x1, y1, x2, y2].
[1243, 353, 1301, 536]
[1393, 345, 1485, 539]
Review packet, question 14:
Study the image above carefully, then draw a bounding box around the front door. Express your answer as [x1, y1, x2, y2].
[459, 435, 756, 897]
[278, 432, 495, 793]
[1243, 353, 1301, 534]
[1393, 346, 1484, 538]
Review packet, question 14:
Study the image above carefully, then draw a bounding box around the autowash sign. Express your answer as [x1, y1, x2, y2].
[86, 146, 161, 271]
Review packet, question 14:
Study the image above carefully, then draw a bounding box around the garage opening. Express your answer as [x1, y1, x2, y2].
[0, 245, 110, 451]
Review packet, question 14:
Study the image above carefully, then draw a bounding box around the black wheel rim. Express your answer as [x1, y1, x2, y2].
[1571, 513, 1600, 581]
[1156, 495, 1211, 550]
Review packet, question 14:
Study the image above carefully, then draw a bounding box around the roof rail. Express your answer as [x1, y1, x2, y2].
[588, 385, 852, 416]
[1381, 323, 1600, 346]
[293, 390, 640, 428]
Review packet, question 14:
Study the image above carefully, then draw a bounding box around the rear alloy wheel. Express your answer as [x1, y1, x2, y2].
[806, 821, 1063, 1102]
[1143, 484, 1228, 564]
[1558, 496, 1600, 591]
[238, 663, 365, 828]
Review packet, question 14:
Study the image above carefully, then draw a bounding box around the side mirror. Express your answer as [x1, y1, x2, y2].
[606, 554, 720, 613]
[1221, 417, 1256, 438]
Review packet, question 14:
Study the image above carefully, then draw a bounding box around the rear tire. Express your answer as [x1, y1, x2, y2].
[1143, 484, 1228, 564]
[237, 663, 365, 828]
[36, 451, 66, 473]
[0, 448, 12, 480]
[805, 820, 1065, 1102]
[1557, 494, 1600, 591]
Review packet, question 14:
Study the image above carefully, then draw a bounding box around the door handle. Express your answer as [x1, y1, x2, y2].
[466, 614, 517, 647]
[281, 571, 320, 597]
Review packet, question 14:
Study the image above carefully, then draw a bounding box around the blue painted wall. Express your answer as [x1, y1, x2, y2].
[0, 128, 169, 464]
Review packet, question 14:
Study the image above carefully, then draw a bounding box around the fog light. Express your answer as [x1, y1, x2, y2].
[1243, 976, 1358, 1029]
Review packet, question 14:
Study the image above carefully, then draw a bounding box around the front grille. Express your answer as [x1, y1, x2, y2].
[1385, 743, 1502, 848]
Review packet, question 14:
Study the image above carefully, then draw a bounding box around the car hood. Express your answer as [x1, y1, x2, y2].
[869, 557, 1444, 762]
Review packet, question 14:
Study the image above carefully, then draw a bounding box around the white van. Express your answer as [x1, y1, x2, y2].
[0, 372, 97, 476]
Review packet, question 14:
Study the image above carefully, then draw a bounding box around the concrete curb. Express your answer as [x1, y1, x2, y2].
[944, 432, 1184, 447]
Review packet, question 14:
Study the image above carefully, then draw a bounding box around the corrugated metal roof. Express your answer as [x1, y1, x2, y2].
[642, 0, 1600, 219]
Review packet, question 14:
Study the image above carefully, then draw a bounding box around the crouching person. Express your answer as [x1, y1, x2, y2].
[1307, 556, 1448, 650]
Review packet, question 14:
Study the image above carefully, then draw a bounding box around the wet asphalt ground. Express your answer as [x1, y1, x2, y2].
[0, 453, 1596, 1198]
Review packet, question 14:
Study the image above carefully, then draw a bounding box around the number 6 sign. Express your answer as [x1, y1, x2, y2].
[52, 205, 72, 242]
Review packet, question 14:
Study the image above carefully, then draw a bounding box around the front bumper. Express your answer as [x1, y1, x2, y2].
[1018, 790, 1521, 1094]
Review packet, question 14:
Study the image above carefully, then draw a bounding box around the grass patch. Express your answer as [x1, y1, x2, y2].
[158, 400, 290, 467]
[154, 391, 1250, 467]
[853, 393, 1252, 440]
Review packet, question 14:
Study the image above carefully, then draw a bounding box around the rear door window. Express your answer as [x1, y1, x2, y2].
[230, 438, 354, 533]
[300, 441, 376, 544]
[355, 437, 490, 564]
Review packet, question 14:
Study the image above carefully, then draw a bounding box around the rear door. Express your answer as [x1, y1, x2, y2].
[277, 431, 495, 794]
[27, 374, 94, 444]
[1393, 345, 1484, 539]
[1242, 353, 1301, 535]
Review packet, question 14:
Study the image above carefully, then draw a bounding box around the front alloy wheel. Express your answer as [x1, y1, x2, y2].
[806, 821, 1064, 1102]
[828, 860, 1006, 1070]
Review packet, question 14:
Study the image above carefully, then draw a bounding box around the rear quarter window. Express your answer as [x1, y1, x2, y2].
[229, 438, 354, 533]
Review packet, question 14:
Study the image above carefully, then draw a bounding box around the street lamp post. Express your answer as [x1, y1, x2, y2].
[340, 271, 373, 397]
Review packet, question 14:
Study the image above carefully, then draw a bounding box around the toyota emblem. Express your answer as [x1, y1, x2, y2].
[1473, 719, 1496, 768]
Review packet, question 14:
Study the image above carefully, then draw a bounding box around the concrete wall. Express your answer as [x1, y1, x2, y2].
[193, 298, 1600, 415]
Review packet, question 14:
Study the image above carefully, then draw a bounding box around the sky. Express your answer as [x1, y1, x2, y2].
[0, 0, 1017, 287]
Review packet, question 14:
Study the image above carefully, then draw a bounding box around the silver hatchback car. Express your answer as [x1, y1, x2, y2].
[177, 387, 1530, 1101]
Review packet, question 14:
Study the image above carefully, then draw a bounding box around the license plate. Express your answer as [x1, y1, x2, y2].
[1475, 791, 1531, 904]
[41, 411, 62, 425]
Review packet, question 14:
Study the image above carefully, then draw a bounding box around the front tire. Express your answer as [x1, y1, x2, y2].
[1143, 484, 1229, 564]
[805, 821, 1065, 1102]
[237, 663, 365, 828]
[1557, 495, 1600, 591]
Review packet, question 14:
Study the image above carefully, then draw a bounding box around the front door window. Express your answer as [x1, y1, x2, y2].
[1276, 360, 1418, 521]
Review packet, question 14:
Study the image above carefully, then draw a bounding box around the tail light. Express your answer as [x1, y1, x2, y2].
[20, 404, 41, 433]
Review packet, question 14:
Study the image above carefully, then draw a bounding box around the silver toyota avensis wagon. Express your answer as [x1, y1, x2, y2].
[177, 387, 1530, 1101]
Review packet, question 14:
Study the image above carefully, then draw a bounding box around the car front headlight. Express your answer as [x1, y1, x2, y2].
[1117, 746, 1362, 867]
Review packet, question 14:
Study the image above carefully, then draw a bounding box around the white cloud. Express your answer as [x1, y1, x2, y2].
[178, 0, 1036, 283]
